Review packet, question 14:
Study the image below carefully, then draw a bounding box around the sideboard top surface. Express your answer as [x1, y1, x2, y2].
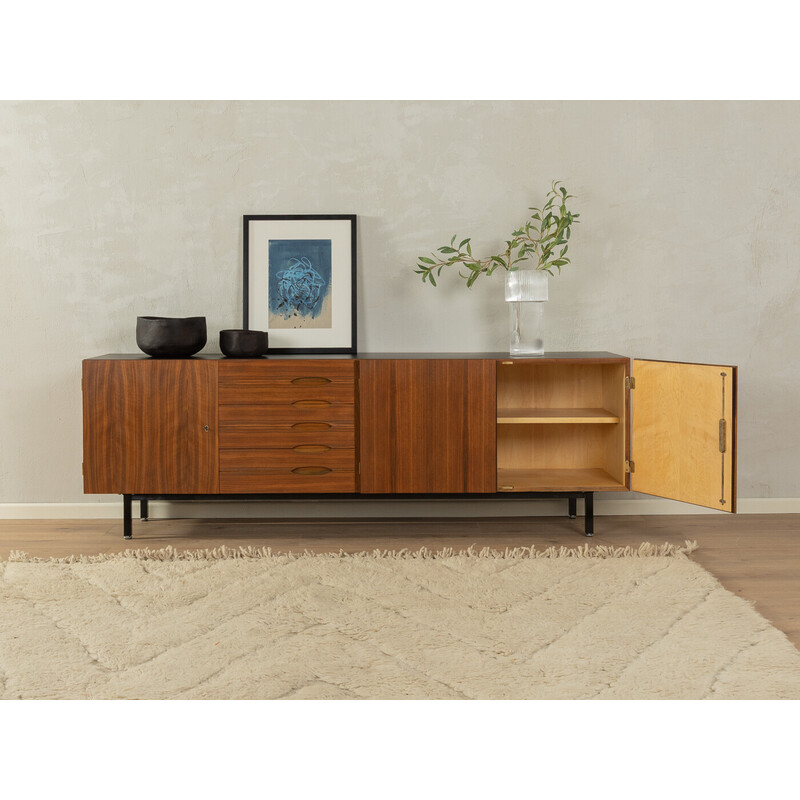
[87, 351, 629, 362]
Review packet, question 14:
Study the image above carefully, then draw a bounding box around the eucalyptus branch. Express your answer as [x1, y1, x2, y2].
[414, 180, 579, 288]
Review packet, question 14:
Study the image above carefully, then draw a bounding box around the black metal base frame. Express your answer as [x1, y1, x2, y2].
[122, 491, 596, 540]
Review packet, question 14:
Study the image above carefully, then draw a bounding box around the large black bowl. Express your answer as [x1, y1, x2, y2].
[219, 329, 269, 358]
[136, 316, 207, 358]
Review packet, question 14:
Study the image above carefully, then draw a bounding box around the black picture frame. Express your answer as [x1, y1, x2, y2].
[243, 214, 357, 354]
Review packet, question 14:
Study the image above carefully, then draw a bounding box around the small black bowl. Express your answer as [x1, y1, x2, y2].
[219, 329, 269, 358]
[136, 316, 207, 358]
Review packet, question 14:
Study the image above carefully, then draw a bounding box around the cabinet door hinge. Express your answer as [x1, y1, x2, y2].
[624, 376, 635, 390]
[625, 460, 635, 473]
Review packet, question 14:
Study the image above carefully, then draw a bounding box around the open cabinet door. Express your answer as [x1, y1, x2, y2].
[631, 359, 737, 512]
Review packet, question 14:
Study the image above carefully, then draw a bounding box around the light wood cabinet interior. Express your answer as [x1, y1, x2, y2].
[496, 361, 627, 491]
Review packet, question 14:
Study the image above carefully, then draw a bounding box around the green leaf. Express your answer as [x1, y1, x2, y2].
[459, 238, 470, 249]
[451, 234, 456, 246]
[439, 246, 457, 254]
[560, 186, 567, 197]
[490, 255, 506, 266]
[429, 273, 437, 287]
[419, 257, 436, 265]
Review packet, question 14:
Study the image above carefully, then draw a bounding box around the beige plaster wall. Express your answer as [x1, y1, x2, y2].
[1, 101, 798, 505]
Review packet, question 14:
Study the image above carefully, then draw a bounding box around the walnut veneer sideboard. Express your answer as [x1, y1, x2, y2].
[82, 352, 738, 539]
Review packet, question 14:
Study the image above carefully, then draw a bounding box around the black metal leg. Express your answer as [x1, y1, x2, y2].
[140, 497, 149, 521]
[568, 497, 577, 519]
[123, 494, 133, 540]
[584, 492, 594, 537]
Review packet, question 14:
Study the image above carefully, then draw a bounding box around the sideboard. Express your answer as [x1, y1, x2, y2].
[82, 352, 737, 539]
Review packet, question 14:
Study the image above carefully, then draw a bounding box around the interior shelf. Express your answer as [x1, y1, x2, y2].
[497, 407, 620, 424]
[497, 468, 627, 492]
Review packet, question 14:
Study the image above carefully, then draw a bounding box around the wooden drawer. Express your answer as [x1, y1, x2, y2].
[220, 470, 356, 493]
[220, 384, 355, 405]
[219, 361, 355, 405]
[220, 445, 356, 493]
[219, 404, 355, 425]
[220, 449, 355, 471]
[220, 424, 355, 449]
[219, 401, 356, 450]
[219, 361, 355, 384]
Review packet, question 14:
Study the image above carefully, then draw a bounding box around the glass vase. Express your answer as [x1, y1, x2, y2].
[505, 269, 548, 357]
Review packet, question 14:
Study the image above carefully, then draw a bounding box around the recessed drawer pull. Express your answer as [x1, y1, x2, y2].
[291, 466, 332, 476]
[291, 377, 332, 386]
[292, 444, 331, 453]
[292, 399, 331, 408]
[292, 422, 332, 431]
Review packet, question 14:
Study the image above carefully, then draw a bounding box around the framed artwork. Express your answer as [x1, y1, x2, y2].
[243, 214, 357, 354]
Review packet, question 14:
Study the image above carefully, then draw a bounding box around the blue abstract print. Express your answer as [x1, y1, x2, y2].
[268, 239, 332, 329]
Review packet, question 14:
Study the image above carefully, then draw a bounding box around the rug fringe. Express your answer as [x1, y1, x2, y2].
[6, 540, 698, 564]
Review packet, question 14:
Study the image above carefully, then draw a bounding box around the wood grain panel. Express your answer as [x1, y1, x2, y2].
[632, 359, 737, 511]
[219, 361, 355, 404]
[358, 359, 496, 493]
[219, 469, 356, 493]
[219, 361, 355, 383]
[220, 449, 355, 471]
[219, 383, 355, 405]
[497, 424, 623, 471]
[83, 359, 219, 494]
[497, 467, 626, 492]
[219, 425, 355, 449]
[497, 408, 619, 423]
[82, 360, 124, 493]
[497, 362, 613, 409]
[219, 404, 355, 424]
[602, 362, 628, 486]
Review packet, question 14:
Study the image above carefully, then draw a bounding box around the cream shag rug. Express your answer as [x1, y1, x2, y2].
[2, 541, 799, 700]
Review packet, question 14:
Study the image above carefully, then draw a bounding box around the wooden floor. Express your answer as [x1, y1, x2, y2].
[1, 513, 798, 649]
